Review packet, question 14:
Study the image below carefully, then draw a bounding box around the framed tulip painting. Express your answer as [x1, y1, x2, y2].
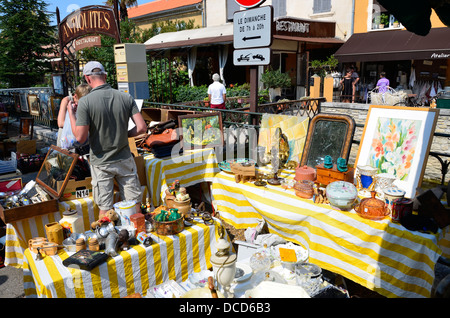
[355, 105, 439, 199]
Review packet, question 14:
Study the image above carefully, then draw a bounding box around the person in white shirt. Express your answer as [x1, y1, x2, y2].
[207, 73, 226, 109]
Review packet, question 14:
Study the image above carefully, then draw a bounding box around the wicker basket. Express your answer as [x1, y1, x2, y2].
[153, 216, 185, 236]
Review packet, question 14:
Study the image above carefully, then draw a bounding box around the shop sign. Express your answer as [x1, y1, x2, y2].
[234, 0, 266, 8]
[74, 35, 101, 51]
[274, 17, 335, 38]
[58, 5, 120, 49]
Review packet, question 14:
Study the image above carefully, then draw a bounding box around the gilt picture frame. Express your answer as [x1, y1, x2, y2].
[28, 94, 40, 116]
[355, 105, 439, 199]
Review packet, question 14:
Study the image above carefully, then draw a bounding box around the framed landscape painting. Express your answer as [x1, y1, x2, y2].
[178, 112, 224, 149]
[355, 105, 439, 199]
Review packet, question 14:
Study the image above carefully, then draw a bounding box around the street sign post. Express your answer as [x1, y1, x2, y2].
[233, 47, 271, 66]
[233, 5, 273, 49]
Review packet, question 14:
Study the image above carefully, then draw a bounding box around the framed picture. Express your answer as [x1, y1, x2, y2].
[39, 93, 51, 120]
[51, 96, 62, 120]
[28, 94, 40, 116]
[20, 93, 28, 112]
[52, 74, 65, 95]
[178, 112, 224, 149]
[13, 93, 21, 112]
[355, 105, 439, 198]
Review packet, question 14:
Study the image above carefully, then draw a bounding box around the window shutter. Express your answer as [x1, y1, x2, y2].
[227, 0, 240, 21]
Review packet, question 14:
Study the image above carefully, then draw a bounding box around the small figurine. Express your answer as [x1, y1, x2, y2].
[117, 229, 130, 251]
[337, 157, 348, 172]
[324, 155, 333, 169]
[169, 179, 181, 196]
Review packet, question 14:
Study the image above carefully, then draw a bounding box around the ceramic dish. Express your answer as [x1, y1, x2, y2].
[270, 242, 308, 270]
[188, 270, 212, 287]
[218, 158, 256, 173]
[234, 262, 253, 283]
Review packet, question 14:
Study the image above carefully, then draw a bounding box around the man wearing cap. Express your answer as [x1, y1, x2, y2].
[68, 61, 147, 217]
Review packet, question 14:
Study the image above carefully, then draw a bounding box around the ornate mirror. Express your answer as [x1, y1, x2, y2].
[36, 145, 78, 198]
[300, 113, 355, 168]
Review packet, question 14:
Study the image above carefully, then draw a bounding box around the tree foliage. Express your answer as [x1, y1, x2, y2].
[0, 0, 57, 88]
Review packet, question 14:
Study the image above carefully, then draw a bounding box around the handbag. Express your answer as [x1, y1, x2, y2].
[143, 128, 178, 150]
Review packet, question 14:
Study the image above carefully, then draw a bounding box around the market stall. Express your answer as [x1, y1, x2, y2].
[212, 170, 447, 298]
[22, 218, 224, 298]
[4, 188, 150, 268]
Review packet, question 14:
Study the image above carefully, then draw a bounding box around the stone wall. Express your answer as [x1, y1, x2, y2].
[321, 102, 450, 184]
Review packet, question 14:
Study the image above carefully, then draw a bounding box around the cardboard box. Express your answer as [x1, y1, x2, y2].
[57, 177, 93, 201]
[16, 140, 36, 155]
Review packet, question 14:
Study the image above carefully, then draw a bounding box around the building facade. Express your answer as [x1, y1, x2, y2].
[131, 0, 355, 101]
[335, 0, 450, 104]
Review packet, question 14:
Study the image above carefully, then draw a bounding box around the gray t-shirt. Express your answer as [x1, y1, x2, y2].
[76, 83, 140, 165]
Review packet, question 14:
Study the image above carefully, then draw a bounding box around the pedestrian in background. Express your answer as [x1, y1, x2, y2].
[340, 69, 353, 103]
[57, 83, 91, 148]
[208, 73, 227, 109]
[376, 72, 390, 93]
[68, 61, 147, 217]
[351, 66, 360, 103]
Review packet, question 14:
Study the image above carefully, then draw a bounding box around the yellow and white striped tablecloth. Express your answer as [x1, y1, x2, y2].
[4, 187, 150, 269]
[212, 171, 449, 298]
[144, 148, 220, 207]
[22, 219, 224, 298]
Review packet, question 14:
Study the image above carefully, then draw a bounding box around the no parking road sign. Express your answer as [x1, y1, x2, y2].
[233, 5, 273, 49]
[234, 0, 266, 8]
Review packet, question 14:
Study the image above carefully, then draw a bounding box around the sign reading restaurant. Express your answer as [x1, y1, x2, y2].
[58, 5, 120, 49]
[274, 17, 336, 38]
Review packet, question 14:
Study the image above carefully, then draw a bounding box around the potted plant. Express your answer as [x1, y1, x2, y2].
[393, 18, 399, 28]
[379, 13, 389, 28]
[260, 68, 291, 102]
[203, 96, 209, 107]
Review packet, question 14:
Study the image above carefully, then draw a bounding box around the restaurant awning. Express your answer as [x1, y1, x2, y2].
[334, 27, 450, 63]
[145, 23, 344, 51]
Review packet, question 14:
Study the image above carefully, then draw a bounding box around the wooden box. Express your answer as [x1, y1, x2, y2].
[165, 109, 197, 122]
[141, 108, 162, 123]
[316, 164, 354, 186]
[0, 146, 78, 224]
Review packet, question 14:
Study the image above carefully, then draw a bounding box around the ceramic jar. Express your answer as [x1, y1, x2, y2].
[295, 165, 316, 182]
[76, 238, 86, 252]
[59, 209, 84, 238]
[294, 180, 314, 199]
[383, 187, 406, 217]
[210, 238, 236, 298]
[172, 198, 191, 217]
[45, 222, 64, 245]
[326, 181, 358, 211]
[374, 173, 396, 197]
[113, 200, 136, 227]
